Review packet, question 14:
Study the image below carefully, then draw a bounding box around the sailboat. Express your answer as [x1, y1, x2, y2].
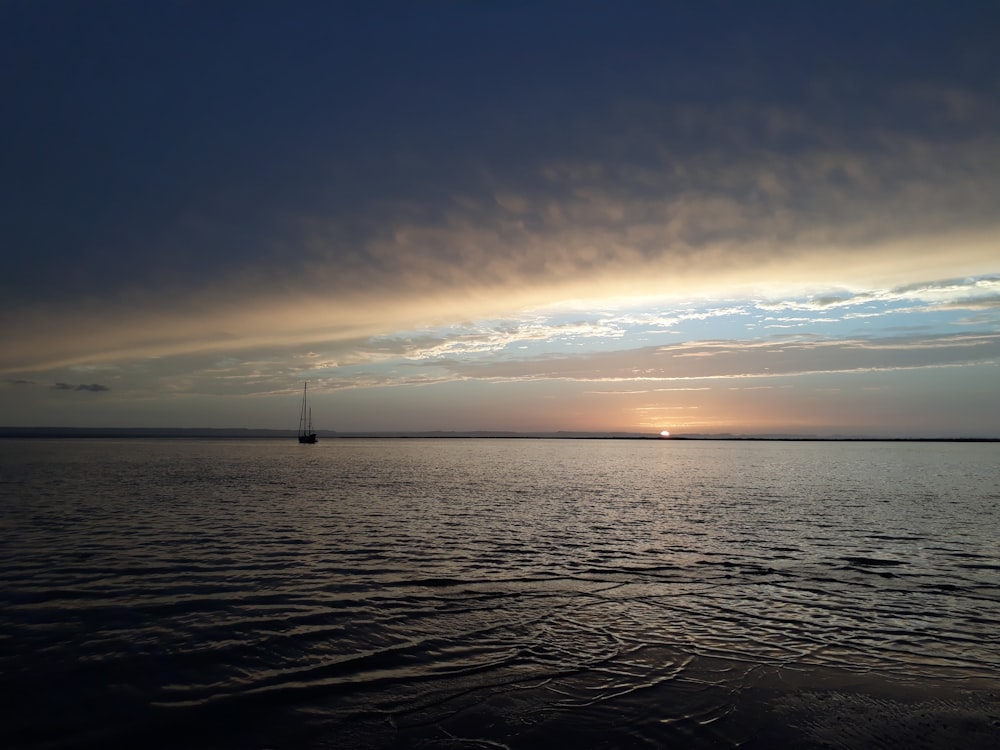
[297, 381, 317, 444]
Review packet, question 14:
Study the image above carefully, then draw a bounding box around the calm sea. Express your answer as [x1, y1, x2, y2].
[2, 438, 998, 749]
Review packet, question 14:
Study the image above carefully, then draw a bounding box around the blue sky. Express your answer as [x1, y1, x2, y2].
[2, 1, 998, 436]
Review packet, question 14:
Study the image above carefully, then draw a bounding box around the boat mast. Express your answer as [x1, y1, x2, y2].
[297, 381, 318, 443]
[299, 381, 308, 436]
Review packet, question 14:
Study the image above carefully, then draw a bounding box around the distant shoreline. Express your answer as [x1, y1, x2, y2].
[0, 427, 996, 442]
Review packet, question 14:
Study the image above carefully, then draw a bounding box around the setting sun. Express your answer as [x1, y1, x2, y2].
[660, 430, 671, 437]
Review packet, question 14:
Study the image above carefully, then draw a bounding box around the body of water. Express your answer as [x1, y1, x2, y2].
[2, 438, 998, 748]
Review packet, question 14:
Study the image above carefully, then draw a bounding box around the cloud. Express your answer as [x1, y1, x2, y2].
[76, 383, 110, 392]
[937, 294, 1000, 311]
[372, 318, 627, 361]
[52, 382, 110, 392]
[439, 332, 1000, 384]
[757, 277, 1000, 315]
[2, 58, 999, 377]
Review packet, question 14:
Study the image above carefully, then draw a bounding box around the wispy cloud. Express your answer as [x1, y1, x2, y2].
[440, 332, 1000, 384]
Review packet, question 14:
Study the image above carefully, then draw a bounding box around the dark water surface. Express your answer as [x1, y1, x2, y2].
[2, 438, 998, 748]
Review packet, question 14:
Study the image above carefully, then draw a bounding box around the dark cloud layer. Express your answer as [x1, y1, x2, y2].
[2, 1, 998, 308]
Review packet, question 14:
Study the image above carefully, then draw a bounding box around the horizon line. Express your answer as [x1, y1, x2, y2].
[0, 426, 997, 442]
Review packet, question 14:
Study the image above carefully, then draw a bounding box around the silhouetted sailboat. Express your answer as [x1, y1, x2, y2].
[297, 382, 317, 444]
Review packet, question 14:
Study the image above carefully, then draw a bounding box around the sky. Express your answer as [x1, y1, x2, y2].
[2, 1, 999, 437]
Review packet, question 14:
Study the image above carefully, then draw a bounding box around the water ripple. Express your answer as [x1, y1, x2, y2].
[1, 438, 998, 748]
